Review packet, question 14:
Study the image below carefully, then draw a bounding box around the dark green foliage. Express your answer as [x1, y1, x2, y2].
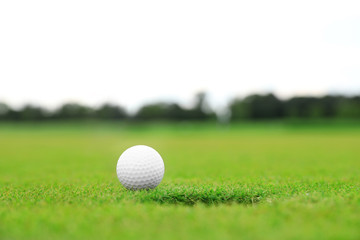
[284, 96, 341, 118]
[53, 103, 94, 119]
[134, 93, 216, 121]
[135, 103, 173, 120]
[285, 97, 321, 118]
[20, 105, 47, 121]
[95, 104, 127, 120]
[0, 102, 10, 120]
[0, 93, 359, 121]
[230, 94, 283, 120]
[336, 96, 360, 118]
[229, 94, 360, 121]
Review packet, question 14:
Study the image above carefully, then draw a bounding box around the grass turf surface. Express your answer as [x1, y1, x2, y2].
[0, 122, 359, 239]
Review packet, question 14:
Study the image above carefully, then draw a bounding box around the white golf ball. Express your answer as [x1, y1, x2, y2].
[116, 145, 165, 190]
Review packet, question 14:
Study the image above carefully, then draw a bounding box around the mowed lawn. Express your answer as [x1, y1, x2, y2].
[0, 122, 359, 240]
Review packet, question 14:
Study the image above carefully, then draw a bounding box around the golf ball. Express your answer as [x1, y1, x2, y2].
[116, 145, 165, 190]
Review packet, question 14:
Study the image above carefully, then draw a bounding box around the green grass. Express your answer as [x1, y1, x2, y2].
[0, 121, 359, 239]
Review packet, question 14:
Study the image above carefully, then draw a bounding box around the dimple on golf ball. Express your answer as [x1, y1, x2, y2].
[116, 145, 165, 190]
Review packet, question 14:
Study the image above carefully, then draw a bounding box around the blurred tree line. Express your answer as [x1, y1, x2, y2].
[0, 93, 359, 122]
[230, 94, 360, 120]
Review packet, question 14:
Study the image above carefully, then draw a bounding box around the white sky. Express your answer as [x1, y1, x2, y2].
[0, 0, 359, 111]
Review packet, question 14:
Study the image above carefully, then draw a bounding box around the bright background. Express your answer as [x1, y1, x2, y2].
[1, 0, 359, 112]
